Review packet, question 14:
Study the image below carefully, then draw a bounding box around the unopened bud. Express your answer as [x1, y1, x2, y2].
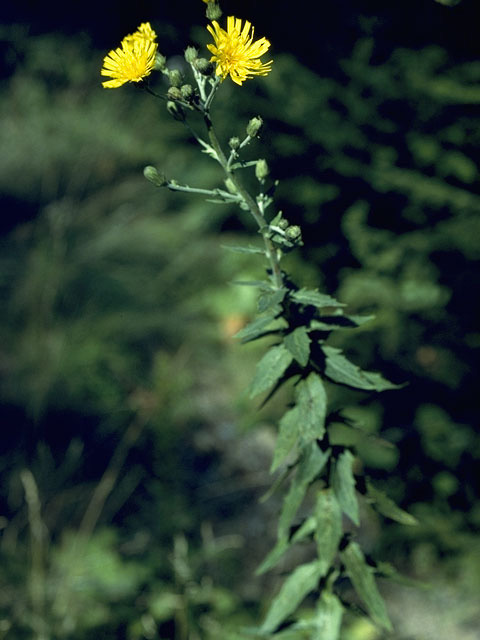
[286, 225, 302, 240]
[278, 218, 289, 230]
[229, 137, 241, 150]
[154, 53, 167, 71]
[180, 84, 194, 100]
[184, 47, 198, 64]
[206, 2, 222, 20]
[144, 166, 167, 187]
[167, 86, 183, 101]
[167, 100, 185, 121]
[194, 58, 215, 76]
[246, 116, 263, 138]
[168, 69, 182, 87]
[255, 159, 270, 182]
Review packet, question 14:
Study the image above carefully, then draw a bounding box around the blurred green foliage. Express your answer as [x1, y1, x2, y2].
[0, 20, 479, 639]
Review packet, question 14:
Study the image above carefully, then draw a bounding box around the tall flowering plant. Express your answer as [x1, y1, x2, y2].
[101, 5, 415, 637]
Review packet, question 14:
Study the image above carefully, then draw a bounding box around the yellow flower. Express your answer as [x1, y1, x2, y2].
[124, 22, 157, 44]
[206, 16, 272, 86]
[101, 23, 158, 89]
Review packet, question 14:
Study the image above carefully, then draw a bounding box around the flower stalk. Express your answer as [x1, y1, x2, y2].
[100, 10, 410, 638]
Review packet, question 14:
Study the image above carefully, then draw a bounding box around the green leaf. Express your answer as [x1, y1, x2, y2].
[261, 560, 323, 633]
[331, 450, 359, 526]
[221, 244, 265, 255]
[291, 288, 345, 309]
[278, 444, 330, 539]
[258, 288, 287, 313]
[295, 373, 327, 443]
[314, 489, 343, 576]
[256, 537, 290, 575]
[258, 591, 343, 639]
[309, 314, 374, 332]
[234, 280, 270, 287]
[257, 516, 316, 577]
[248, 344, 293, 399]
[366, 479, 418, 526]
[310, 590, 343, 640]
[340, 541, 392, 631]
[284, 327, 311, 367]
[234, 314, 281, 343]
[323, 346, 402, 392]
[271, 406, 300, 472]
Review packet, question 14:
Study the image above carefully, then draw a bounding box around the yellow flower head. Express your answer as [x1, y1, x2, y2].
[124, 22, 157, 44]
[206, 16, 272, 86]
[101, 23, 158, 89]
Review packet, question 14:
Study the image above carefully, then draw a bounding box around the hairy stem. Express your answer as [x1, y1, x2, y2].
[203, 112, 284, 290]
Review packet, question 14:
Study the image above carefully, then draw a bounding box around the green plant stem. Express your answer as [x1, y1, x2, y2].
[166, 182, 242, 203]
[21, 470, 48, 640]
[78, 411, 148, 540]
[203, 112, 284, 290]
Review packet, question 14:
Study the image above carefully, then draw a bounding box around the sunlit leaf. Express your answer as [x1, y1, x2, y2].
[295, 373, 327, 443]
[284, 327, 311, 367]
[340, 541, 392, 631]
[248, 344, 293, 398]
[323, 346, 401, 392]
[314, 489, 342, 575]
[291, 288, 345, 309]
[271, 406, 300, 472]
[278, 444, 330, 539]
[331, 449, 359, 526]
[261, 560, 323, 633]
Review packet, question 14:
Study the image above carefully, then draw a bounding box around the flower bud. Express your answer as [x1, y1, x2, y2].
[278, 218, 289, 230]
[167, 100, 185, 121]
[255, 159, 270, 182]
[167, 86, 183, 101]
[180, 84, 194, 101]
[229, 136, 241, 150]
[168, 69, 182, 87]
[144, 166, 167, 187]
[154, 53, 167, 71]
[286, 225, 302, 241]
[206, 2, 222, 21]
[246, 116, 263, 138]
[194, 58, 215, 76]
[184, 46, 198, 64]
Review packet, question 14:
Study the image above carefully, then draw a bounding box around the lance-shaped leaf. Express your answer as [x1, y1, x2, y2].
[309, 314, 374, 332]
[261, 560, 324, 633]
[310, 590, 343, 640]
[340, 541, 392, 631]
[331, 450, 359, 526]
[278, 444, 330, 539]
[284, 326, 311, 367]
[366, 479, 418, 526]
[248, 344, 293, 399]
[234, 313, 283, 343]
[257, 515, 317, 576]
[314, 489, 343, 576]
[258, 287, 287, 313]
[291, 288, 345, 309]
[271, 406, 300, 472]
[256, 537, 290, 576]
[261, 590, 343, 640]
[295, 373, 327, 443]
[323, 346, 401, 392]
[221, 244, 265, 254]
